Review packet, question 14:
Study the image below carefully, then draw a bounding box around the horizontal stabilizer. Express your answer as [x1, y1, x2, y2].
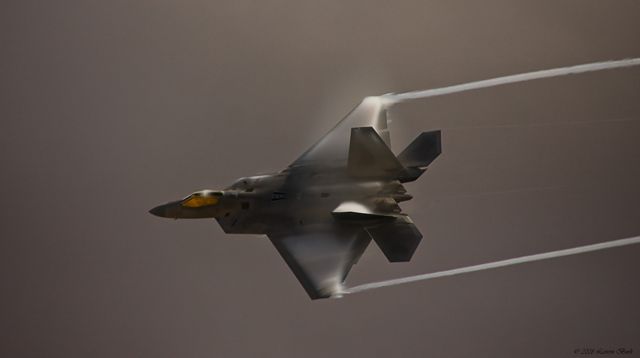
[397, 130, 441, 168]
[348, 127, 404, 178]
[365, 217, 422, 262]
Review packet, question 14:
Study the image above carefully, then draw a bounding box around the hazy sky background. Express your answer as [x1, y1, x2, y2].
[2, 1, 639, 357]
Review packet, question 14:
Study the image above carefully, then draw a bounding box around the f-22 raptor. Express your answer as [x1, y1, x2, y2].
[150, 97, 441, 299]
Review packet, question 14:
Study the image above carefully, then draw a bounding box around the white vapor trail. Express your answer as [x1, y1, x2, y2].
[340, 235, 640, 296]
[382, 58, 640, 103]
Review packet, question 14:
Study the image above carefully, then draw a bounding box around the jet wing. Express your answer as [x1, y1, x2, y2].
[290, 96, 391, 168]
[268, 227, 371, 299]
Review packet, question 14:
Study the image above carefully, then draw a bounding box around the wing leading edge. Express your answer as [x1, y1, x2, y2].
[290, 97, 391, 168]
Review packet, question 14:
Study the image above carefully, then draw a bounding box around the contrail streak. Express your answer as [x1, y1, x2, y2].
[383, 58, 640, 103]
[339, 235, 640, 296]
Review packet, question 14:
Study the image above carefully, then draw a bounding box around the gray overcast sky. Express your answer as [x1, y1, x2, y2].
[2, 1, 639, 357]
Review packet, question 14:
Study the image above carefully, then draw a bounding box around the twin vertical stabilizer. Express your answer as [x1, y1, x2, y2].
[347, 126, 441, 182]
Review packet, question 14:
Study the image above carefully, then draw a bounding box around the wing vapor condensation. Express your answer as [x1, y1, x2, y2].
[338, 236, 640, 296]
[382, 58, 640, 103]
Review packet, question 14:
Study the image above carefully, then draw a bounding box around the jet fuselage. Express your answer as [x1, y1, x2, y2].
[150, 168, 411, 236]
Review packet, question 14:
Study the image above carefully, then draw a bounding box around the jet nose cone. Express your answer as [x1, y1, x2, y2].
[149, 205, 167, 217]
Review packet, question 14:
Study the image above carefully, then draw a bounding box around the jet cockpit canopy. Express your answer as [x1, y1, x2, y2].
[181, 190, 223, 208]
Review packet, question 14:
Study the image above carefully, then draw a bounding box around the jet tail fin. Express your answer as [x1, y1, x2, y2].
[348, 127, 404, 178]
[397, 130, 442, 168]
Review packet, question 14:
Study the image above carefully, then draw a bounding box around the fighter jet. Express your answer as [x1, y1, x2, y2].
[149, 96, 441, 299]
